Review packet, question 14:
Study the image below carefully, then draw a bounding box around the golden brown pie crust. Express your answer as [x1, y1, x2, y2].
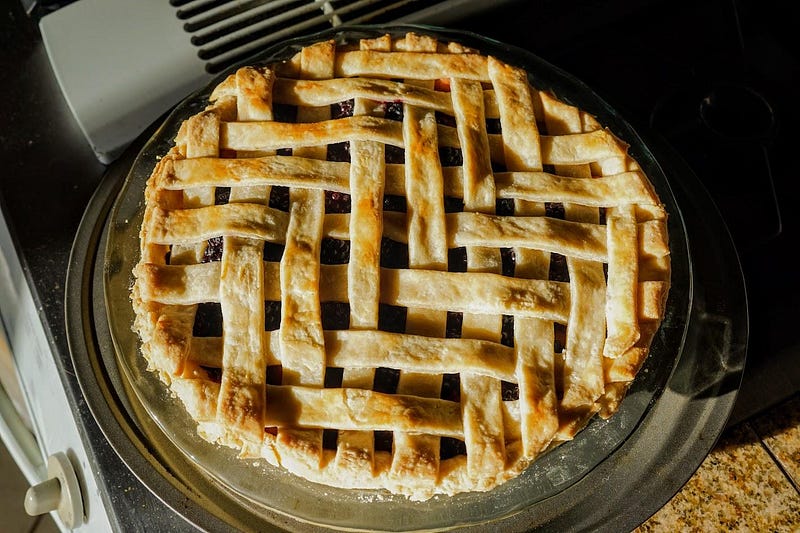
[131, 32, 670, 501]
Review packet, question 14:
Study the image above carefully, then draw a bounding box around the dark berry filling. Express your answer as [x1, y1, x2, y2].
[440, 437, 467, 460]
[266, 365, 283, 385]
[264, 301, 281, 331]
[331, 99, 354, 119]
[444, 196, 464, 213]
[545, 202, 565, 219]
[384, 101, 403, 121]
[269, 186, 290, 211]
[378, 304, 407, 333]
[262, 242, 284, 262]
[322, 428, 339, 450]
[447, 247, 467, 272]
[485, 118, 502, 134]
[496, 198, 514, 216]
[327, 141, 350, 162]
[445, 312, 463, 338]
[379, 238, 408, 269]
[500, 247, 515, 277]
[373, 367, 400, 394]
[554, 323, 567, 353]
[320, 302, 350, 330]
[202, 236, 224, 263]
[439, 147, 463, 167]
[501, 381, 519, 401]
[549, 252, 570, 282]
[501, 315, 514, 347]
[374, 430, 393, 453]
[491, 160, 507, 173]
[440, 373, 460, 402]
[320, 238, 350, 264]
[383, 194, 406, 212]
[201, 366, 222, 383]
[324, 367, 344, 388]
[435, 111, 456, 127]
[273, 103, 297, 123]
[214, 187, 231, 205]
[325, 191, 351, 213]
[384, 145, 405, 164]
[193, 302, 223, 337]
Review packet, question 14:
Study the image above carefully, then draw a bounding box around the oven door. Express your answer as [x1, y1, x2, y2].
[0, 214, 112, 532]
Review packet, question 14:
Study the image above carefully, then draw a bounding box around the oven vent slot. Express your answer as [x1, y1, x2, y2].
[174, 0, 441, 73]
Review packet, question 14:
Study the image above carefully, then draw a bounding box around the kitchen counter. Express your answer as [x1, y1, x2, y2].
[640, 392, 800, 531]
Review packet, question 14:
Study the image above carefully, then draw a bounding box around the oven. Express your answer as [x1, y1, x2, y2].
[0, 0, 795, 531]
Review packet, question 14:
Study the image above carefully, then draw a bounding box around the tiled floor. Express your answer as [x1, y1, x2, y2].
[1, 394, 798, 532]
[0, 438, 60, 533]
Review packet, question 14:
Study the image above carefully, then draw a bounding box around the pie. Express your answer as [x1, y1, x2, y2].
[131, 31, 671, 501]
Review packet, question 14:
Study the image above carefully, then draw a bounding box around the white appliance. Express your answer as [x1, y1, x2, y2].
[0, 214, 112, 532]
[39, 0, 503, 163]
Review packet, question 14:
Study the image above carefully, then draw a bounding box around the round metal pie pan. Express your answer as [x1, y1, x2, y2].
[66, 24, 748, 532]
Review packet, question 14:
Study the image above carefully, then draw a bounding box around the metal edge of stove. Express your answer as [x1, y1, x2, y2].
[392, 0, 524, 25]
[65, 24, 748, 532]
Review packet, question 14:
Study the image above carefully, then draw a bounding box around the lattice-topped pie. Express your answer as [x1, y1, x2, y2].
[131, 32, 671, 501]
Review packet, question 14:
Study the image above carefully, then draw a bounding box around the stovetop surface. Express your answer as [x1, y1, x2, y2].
[467, 0, 800, 426]
[1, 0, 797, 529]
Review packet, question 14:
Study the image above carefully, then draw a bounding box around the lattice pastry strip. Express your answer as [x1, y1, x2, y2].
[488, 55, 559, 460]
[392, 93, 448, 490]
[131, 32, 671, 501]
[335, 35, 387, 481]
